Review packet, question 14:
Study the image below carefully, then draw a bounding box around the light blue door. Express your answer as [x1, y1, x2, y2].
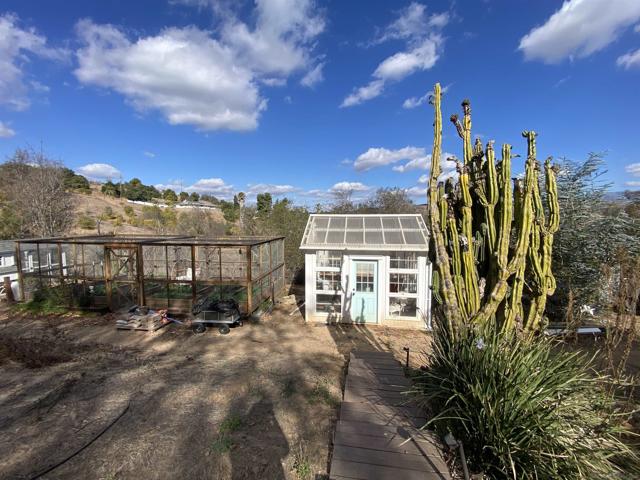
[350, 260, 378, 323]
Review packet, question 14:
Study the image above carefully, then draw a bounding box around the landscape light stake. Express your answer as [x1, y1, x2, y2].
[427, 83, 559, 337]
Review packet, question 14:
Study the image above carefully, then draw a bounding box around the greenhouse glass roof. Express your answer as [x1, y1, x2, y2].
[300, 214, 429, 251]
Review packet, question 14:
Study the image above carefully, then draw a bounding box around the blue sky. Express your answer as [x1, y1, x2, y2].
[1, 0, 639, 204]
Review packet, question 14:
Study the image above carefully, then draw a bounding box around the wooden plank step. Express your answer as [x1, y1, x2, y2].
[334, 431, 446, 460]
[330, 459, 448, 480]
[340, 401, 424, 421]
[351, 350, 395, 359]
[343, 387, 410, 405]
[346, 378, 408, 393]
[336, 420, 433, 442]
[350, 356, 400, 367]
[349, 362, 405, 377]
[349, 362, 404, 376]
[332, 445, 442, 472]
[347, 369, 410, 385]
[339, 406, 424, 428]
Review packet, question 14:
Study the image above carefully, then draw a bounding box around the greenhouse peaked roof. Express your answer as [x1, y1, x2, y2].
[300, 214, 429, 251]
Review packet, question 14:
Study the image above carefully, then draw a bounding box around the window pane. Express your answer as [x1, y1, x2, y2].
[403, 230, 424, 245]
[384, 231, 403, 244]
[364, 216, 382, 228]
[389, 297, 417, 318]
[365, 230, 383, 245]
[355, 263, 375, 292]
[311, 229, 327, 244]
[400, 217, 419, 229]
[329, 217, 346, 229]
[389, 273, 417, 294]
[346, 216, 363, 229]
[316, 293, 341, 313]
[390, 252, 417, 270]
[316, 271, 341, 291]
[326, 230, 344, 244]
[381, 217, 400, 228]
[345, 231, 363, 244]
[314, 217, 329, 228]
[316, 251, 341, 268]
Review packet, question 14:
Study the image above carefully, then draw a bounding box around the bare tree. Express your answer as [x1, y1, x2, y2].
[1, 149, 74, 237]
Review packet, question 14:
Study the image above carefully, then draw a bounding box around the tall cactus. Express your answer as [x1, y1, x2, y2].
[427, 83, 559, 336]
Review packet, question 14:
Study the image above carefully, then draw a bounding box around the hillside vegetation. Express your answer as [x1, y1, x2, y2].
[71, 184, 225, 236]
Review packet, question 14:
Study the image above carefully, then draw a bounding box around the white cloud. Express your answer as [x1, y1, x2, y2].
[354, 146, 425, 171]
[75, 21, 265, 132]
[617, 48, 640, 69]
[625, 181, 640, 187]
[625, 163, 640, 176]
[418, 174, 428, 184]
[155, 180, 184, 192]
[403, 83, 450, 109]
[246, 183, 300, 195]
[404, 186, 427, 198]
[186, 177, 234, 197]
[0, 14, 67, 111]
[0, 121, 16, 138]
[352, 145, 456, 174]
[393, 151, 457, 173]
[519, 0, 640, 63]
[330, 181, 371, 193]
[341, 80, 385, 108]
[341, 3, 447, 107]
[373, 37, 441, 81]
[156, 176, 234, 198]
[76, 163, 122, 181]
[300, 61, 324, 87]
[143, 151, 156, 158]
[74, 0, 324, 131]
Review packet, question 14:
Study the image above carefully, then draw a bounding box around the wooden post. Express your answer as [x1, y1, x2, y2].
[104, 246, 112, 310]
[3, 276, 15, 303]
[15, 242, 24, 302]
[137, 245, 145, 306]
[246, 246, 253, 313]
[191, 244, 197, 305]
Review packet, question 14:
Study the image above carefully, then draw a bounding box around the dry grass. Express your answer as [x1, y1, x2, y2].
[0, 297, 428, 479]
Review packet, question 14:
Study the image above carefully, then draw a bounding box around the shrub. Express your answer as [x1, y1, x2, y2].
[124, 205, 135, 217]
[78, 215, 96, 230]
[412, 320, 639, 479]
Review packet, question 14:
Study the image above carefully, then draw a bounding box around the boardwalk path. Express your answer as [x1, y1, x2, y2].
[330, 351, 452, 480]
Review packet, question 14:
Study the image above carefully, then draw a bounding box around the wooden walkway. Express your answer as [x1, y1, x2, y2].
[330, 351, 451, 480]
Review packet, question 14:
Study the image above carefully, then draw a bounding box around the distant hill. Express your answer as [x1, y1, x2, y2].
[603, 191, 628, 203]
[70, 184, 224, 236]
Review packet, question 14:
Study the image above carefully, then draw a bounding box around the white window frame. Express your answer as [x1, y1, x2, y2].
[314, 250, 343, 316]
[387, 252, 419, 319]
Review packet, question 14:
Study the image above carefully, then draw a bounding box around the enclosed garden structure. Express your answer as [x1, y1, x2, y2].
[14, 234, 285, 314]
[300, 214, 432, 329]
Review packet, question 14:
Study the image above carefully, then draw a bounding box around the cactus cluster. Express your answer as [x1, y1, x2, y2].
[427, 83, 559, 336]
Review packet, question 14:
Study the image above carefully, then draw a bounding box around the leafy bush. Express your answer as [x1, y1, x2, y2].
[412, 320, 639, 479]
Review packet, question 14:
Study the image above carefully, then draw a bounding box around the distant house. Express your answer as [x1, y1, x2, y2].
[0, 240, 17, 281]
[0, 241, 66, 299]
[299, 214, 432, 329]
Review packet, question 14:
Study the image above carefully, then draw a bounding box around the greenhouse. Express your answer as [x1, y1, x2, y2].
[300, 214, 432, 329]
[13, 234, 286, 314]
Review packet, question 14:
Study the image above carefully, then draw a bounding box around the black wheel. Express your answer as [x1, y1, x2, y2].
[218, 325, 231, 335]
[192, 323, 207, 334]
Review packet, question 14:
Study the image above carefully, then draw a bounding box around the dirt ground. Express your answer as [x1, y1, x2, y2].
[0, 295, 433, 480]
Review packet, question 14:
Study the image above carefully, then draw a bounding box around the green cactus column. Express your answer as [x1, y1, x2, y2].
[427, 83, 463, 335]
[426, 82, 557, 337]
